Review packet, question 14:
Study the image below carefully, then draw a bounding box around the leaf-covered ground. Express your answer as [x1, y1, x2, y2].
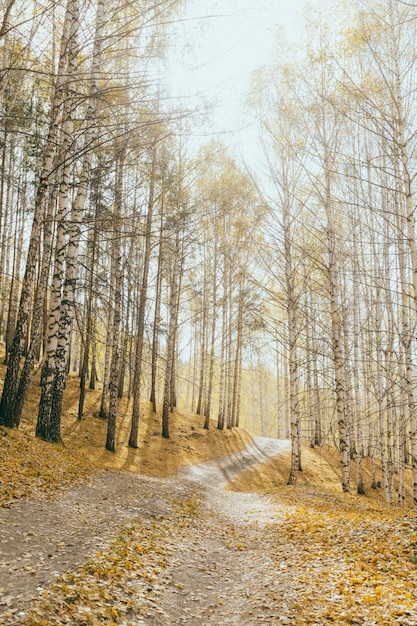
[0, 366, 253, 509]
[0, 426, 92, 506]
[8, 370, 253, 476]
[4, 479, 417, 625]
[2, 433, 417, 625]
[2, 358, 417, 626]
[255, 489, 417, 625]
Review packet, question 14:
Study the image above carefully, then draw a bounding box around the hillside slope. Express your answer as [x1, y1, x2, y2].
[0, 372, 253, 507]
[228, 441, 414, 507]
[0, 355, 412, 509]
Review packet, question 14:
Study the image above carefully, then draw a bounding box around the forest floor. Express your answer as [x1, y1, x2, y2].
[1, 375, 417, 624]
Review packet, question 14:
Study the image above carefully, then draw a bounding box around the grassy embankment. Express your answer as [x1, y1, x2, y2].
[0, 347, 412, 508]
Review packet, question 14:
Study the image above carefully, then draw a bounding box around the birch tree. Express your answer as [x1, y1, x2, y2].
[0, 0, 78, 430]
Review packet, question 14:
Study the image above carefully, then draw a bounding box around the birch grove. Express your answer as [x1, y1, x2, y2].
[3, 0, 417, 503]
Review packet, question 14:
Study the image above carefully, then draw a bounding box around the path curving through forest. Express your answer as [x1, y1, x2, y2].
[159, 438, 293, 625]
[180, 437, 290, 490]
[0, 436, 291, 625]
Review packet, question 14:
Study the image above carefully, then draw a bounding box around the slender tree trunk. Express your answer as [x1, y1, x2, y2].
[231, 281, 243, 429]
[78, 191, 99, 419]
[150, 202, 164, 413]
[226, 265, 234, 429]
[13, 195, 55, 426]
[204, 243, 218, 429]
[374, 283, 391, 503]
[0, 131, 9, 338]
[89, 301, 98, 390]
[129, 147, 156, 447]
[99, 276, 113, 419]
[195, 285, 207, 415]
[48, 0, 105, 434]
[162, 232, 180, 439]
[169, 254, 183, 412]
[217, 264, 227, 431]
[5, 178, 24, 361]
[36, 0, 80, 442]
[329, 267, 350, 492]
[235, 339, 243, 428]
[283, 199, 300, 486]
[352, 259, 364, 495]
[324, 150, 350, 492]
[118, 274, 131, 399]
[105, 145, 125, 452]
[395, 141, 417, 504]
[304, 289, 315, 448]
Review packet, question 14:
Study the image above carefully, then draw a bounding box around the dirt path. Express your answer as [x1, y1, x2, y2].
[156, 465, 293, 625]
[0, 437, 290, 625]
[159, 438, 291, 624]
[179, 437, 289, 490]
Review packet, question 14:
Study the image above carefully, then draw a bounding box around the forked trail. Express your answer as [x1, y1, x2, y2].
[2, 438, 416, 625]
[0, 438, 291, 625]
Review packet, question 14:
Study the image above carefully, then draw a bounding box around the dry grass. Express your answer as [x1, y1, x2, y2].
[0, 357, 253, 505]
[1, 346, 411, 509]
[23, 374, 253, 477]
[228, 441, 414, 507]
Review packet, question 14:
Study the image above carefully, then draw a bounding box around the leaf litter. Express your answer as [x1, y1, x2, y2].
[1, 425, 417, 625]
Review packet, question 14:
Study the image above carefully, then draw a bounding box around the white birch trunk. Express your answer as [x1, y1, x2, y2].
[323, 143, 350, 492]
[105, 145, 124, 452]
[203, 242, 218, 429]
[0, 0, 75, 428]
[50, 0, 106, 432]
[36, 0, 79, 441]
[284, 201, 300, 485]
[162, 231, 180, 439]
[129, 146, 157, 447]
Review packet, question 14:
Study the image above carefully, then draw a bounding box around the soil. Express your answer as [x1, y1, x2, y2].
[0, 438, 291, 625]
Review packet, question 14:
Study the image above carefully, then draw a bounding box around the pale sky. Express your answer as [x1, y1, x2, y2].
[169, 0, 306, 92]
[165, 0, 310, 154]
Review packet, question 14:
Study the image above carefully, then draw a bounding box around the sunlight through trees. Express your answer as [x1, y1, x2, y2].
[2, 0, 417, 501]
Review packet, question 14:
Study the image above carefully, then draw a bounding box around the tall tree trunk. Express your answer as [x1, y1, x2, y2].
[5, 176, 24, 361]
[118, 271, 131, 399]
[78, 186, 100, 419]
[49, 0, 105, 434]
[129, 147, 156, 448]
[13, 194, 55, 426]
[226, 265, 234, 430]
[195, 277, 207, 416]
[99, 277, 113, 419]
[231, 280, 243, 428]
[105, 145, 125, 452]
[284, 198, 300, 486]
[36, 0, 80, 442]
[0, 131, 9, 339]
[89, 300, 98, 390]
[162, 231, 180, 439]
[217, 263, 227, 431]
[169, 254, 183, 412]
[203, 243, 218, 429]
[324, 147, 350, 492]
[150, 200, 164, 413]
